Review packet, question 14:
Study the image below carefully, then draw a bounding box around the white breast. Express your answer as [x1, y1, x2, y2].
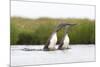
[48, 33, 57, 49]
[62, 34, 70, 48]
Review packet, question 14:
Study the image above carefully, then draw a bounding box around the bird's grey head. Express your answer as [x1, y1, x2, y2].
[56, 23, 76, 32]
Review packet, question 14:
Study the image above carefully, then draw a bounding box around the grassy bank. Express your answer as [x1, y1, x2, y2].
[10, 17, 95, 45]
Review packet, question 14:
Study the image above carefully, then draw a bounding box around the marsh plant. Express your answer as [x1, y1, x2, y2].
[10, 17, 95, 45]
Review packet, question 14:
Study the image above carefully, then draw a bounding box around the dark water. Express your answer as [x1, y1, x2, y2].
[11, 45, 95, 66]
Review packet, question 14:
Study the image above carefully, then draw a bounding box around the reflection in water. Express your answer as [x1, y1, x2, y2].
[11, 45, 95, 66]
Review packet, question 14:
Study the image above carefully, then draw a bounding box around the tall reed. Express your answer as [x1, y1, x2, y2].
[10, 17, 95, 45]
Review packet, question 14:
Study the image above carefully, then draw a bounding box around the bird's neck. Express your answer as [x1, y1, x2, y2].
[52, 32, 57, 35]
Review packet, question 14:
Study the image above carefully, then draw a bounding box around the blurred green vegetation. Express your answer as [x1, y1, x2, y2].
[10, 17, 95, 45]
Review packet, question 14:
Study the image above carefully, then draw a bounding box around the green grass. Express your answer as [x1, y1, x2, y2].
[10, 17, 95, 45]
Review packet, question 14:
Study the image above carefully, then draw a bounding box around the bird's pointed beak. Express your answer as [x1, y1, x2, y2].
[70, 24, 77, 26]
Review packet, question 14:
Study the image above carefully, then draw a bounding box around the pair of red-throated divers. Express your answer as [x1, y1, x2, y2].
[43, 23, 76, 51]
[22, 23, 76, 51]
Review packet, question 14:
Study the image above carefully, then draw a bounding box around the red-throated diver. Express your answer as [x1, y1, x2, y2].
[58, 24, 76, 50]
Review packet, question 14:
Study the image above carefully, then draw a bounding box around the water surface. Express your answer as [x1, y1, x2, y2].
[11, 45, 95, 66]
